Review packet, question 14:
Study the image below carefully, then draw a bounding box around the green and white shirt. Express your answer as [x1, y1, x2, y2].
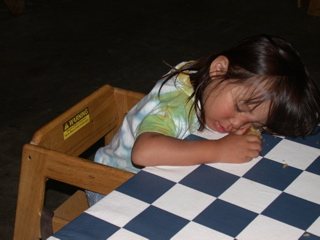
[94, 62, 199, 173]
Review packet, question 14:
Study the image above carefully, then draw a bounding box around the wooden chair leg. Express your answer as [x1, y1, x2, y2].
[14, 145, 47, 240]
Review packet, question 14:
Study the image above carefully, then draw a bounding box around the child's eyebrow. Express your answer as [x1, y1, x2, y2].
[245, 99, 270, 112]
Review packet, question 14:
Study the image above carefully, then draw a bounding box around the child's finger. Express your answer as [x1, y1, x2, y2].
[246, 134, 262, 143]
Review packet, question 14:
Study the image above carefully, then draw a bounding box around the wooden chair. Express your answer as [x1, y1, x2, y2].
[298, 0, 320, 16]
[13, 85, 145, 240]
[308, 0, 320, 16]
[2, 0, 25, 16]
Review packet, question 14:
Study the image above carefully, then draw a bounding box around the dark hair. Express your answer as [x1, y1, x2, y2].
[161, 34, 320, 137]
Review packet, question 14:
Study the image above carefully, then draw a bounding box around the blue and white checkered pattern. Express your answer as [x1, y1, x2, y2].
[50, 127, 320, 240]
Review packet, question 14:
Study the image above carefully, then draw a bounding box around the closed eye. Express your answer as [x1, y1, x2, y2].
[235, 103, 243, 112]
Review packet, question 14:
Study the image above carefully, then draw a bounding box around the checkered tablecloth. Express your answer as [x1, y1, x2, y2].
[49, 127, 320, 240]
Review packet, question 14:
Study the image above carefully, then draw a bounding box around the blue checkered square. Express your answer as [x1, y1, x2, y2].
[243, 158, 302, 190]
[306, 156, 320, 175]
[54, 213, 119, 240]
[194, 199, 258, 237]
[116, 171, 175, 203]
[124, 206, 189, 240]
[179, 164, 239, 197]
[299, 233, 320, 240]
[260, 134, 283, 156]
[184, 134, 206, 141]
[262, 192, 320, 230]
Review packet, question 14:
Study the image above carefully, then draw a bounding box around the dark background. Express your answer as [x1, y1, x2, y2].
[1, 0, 320, 239]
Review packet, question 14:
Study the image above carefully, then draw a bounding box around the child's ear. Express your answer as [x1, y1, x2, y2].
[210, 56, 229, 75]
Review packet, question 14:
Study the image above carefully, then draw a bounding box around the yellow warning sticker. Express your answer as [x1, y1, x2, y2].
[63, 107, 90, 140]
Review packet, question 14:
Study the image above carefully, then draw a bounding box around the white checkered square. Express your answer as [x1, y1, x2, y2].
[143, 165, 199, 182]
[265, 139, 320, 170]
[219, 178, 282, 213]
[307, 216, 320, 237]
[207, 157, 261, 177]
[236, 215, 304, 240]
[285, 171, 320, 204]
[193, 129, 227, 140]
[108, 228, 148, 240]
[86, 191, 149, 227]
[152, 184, 216, 220]
[171, 221, 234, 240]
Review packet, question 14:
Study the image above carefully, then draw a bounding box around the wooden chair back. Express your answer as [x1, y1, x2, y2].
[14, 85, 145, 240]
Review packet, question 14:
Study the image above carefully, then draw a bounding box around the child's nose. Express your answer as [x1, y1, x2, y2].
[229, 116, 247, 130]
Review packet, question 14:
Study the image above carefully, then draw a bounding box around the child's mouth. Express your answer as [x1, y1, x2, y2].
[216, 122, 228, 133]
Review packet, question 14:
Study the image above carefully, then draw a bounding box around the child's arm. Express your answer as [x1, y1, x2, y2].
[132, 132, 262, 167]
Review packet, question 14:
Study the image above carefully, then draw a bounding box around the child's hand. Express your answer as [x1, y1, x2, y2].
[214, 134, 262, 163]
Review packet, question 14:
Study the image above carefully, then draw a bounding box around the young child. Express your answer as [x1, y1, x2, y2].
[87, 34, 320, 205]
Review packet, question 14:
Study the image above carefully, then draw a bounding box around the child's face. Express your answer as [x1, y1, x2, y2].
[203, 83, 270, 134]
